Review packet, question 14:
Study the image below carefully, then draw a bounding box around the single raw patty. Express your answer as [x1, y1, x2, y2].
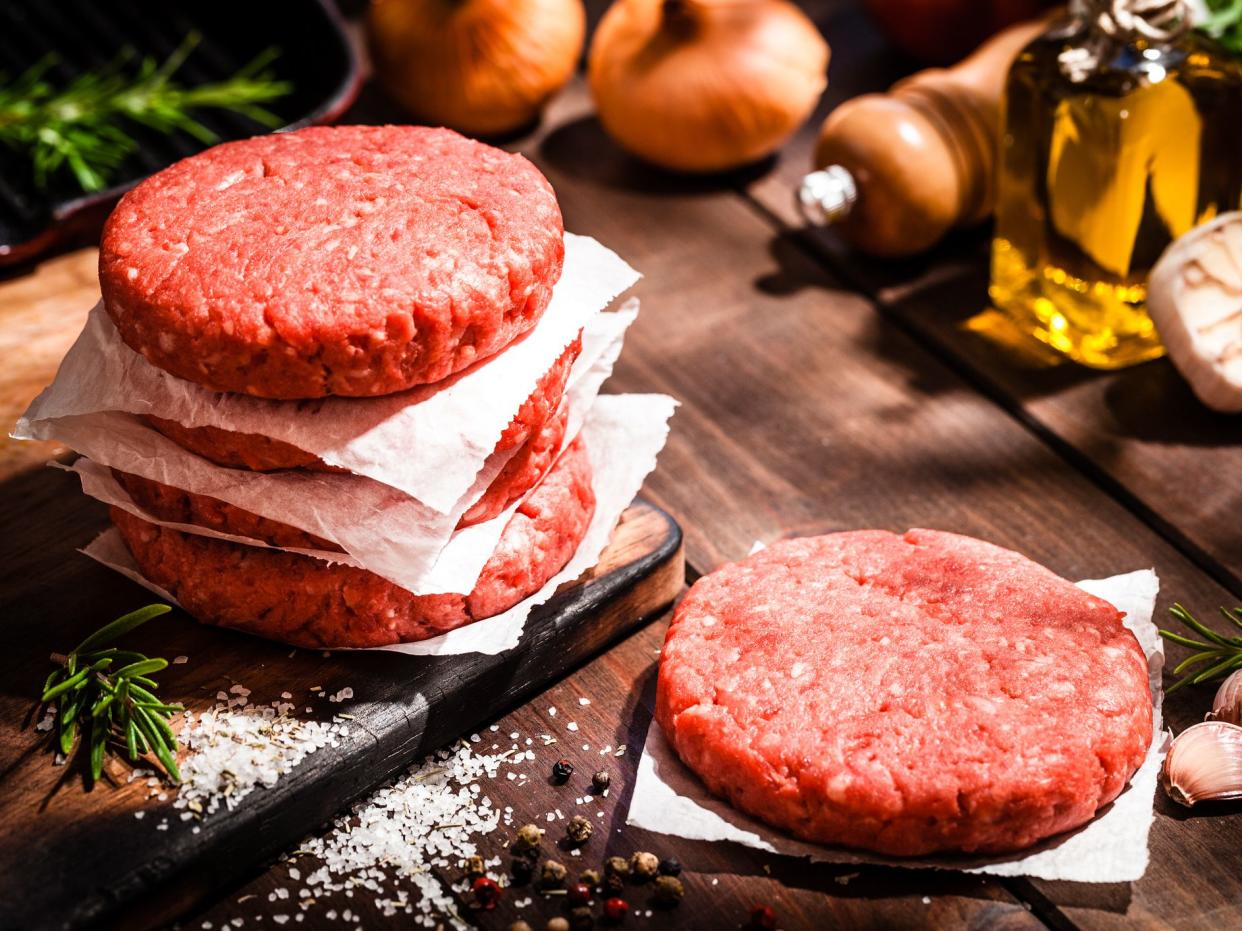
[99, 125, 564, 399]
[115, 398, 571, 550]
[143, 334, 582, 474]
[110, 437, 595, 648]
[656, 530, 1152, 857]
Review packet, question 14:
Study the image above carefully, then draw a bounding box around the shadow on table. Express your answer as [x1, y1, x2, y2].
[540, 115, 777, 199]
[753, 227, 1242, 455]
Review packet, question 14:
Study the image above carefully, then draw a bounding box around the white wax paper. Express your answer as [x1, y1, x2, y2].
[15, 234, 639, 513]
[628, 569, 1167, 884]
[41, 308, 635, 596]
[82, 394, 677, 656]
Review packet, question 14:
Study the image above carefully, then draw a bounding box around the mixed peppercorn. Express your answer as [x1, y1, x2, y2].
[472, 752, 746, 930]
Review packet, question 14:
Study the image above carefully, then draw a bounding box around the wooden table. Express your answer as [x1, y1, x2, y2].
[2, 3, 1239, 929]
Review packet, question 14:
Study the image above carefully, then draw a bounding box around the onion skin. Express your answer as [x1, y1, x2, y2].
[368, 0, 586, 137]
[588, 0, 829, 173]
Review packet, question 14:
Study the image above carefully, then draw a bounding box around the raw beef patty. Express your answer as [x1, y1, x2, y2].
[100, 125, 564, 399]
[111, 438, 595, 648]
[144, 335, 582, 477]
[656, 529, 1152, 856]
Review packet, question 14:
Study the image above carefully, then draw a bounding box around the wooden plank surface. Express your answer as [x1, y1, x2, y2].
[2, 2, 1241, 929]
[0, 467, 682, 931]
[749, 2, 1242, 595]
[189, 617, 1047, 931]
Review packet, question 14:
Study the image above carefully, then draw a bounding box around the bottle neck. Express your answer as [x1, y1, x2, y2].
[1076, 0, 1190, 43]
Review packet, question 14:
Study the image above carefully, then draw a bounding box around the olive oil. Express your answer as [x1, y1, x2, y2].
[990, 16, 1242, 368]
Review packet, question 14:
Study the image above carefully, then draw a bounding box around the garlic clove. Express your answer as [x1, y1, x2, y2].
[1161, 721, 1242, 807]
[1207, 669, 1242, 726]
[1146, 211, 1242, 414]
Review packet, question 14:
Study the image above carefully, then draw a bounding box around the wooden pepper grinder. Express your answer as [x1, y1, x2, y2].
[798, 16, 1052, 257]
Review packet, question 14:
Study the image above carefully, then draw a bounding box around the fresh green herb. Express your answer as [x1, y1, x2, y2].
[0, 32, 291, 193]
[37, 603, 183, 786]
[1158, 603, 1242, 694]
[1199, 0, 1242, 56]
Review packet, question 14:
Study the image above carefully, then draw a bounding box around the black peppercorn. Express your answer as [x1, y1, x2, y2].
[658, 857, 681, 876]
[591, 769, 611, 793]
[570, 905, 594, 930]
[552, 758, 574, 782]
[511, 857, 535, 883]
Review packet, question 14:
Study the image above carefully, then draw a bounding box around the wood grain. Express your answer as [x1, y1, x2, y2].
[4, 1, 1241, 928]
[0, 469, 682, 931]
[737, 3, 1242, 929]
[190, 615, 1047, 931]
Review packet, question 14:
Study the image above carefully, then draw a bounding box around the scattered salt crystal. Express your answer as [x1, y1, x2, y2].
[566, 722, 578, 732]
[173, 689, 349, 819]
[289, 740, 520, 928]
[922, 896, 931, 905]
[548, 707, 557, 717]
[133, 811, 145, 820]
[489, 724, 499, 732]
[578, 697, 591, 706]
[281, 692, 292, 700]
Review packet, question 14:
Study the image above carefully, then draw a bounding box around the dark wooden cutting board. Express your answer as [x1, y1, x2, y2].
[0, 461, 683, 931]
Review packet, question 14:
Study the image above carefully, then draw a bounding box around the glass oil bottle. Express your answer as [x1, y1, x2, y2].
[989, 2, 1242, 369]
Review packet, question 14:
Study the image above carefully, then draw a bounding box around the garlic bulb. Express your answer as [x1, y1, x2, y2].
[1161, 721, 1242, 807]
[1208, 669, 1242, 726]
[368, 0, 586, 136]
[1146, 212, 1242, 413]
[587, 0, 829, 173]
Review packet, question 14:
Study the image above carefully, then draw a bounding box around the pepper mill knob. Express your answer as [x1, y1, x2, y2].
[798, 16, 1051, 257]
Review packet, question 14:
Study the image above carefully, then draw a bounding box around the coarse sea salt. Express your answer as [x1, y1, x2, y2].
[174, 693, 349, 818]
[292, 740, 524, 930]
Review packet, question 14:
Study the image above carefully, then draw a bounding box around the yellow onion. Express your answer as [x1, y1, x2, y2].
[587, 0, 829, 173]
[368, 0, 586, 136]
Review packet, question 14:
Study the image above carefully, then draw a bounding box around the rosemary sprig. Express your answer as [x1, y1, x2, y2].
[1200, 0, 1242, 57]
[0, 32, 291, 193]
[1158, 602, 1242, 694]
[38, 603, 183, 786]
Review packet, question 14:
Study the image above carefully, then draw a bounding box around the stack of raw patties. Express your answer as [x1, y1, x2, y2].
[17, 126, 673, 652]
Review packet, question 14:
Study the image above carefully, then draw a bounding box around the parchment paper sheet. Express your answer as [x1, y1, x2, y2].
[82, 393, 678, 656]
[15, 234, 639, 513]
[45, 307, 635, 596]
[628, 569, 1167, 883]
